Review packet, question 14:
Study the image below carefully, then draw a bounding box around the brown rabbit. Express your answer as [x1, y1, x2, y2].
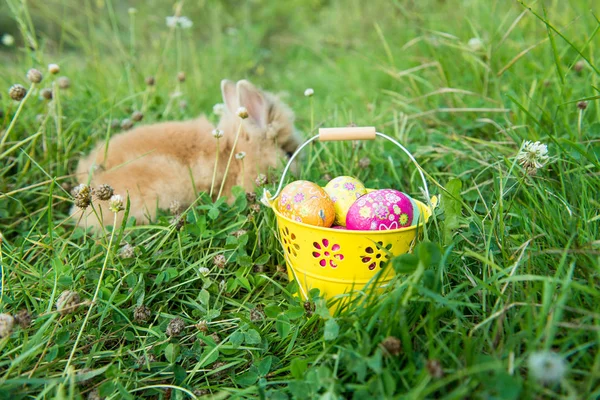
[73, 79, 301, 229]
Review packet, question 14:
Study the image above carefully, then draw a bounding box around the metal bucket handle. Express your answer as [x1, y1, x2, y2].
[262, 127, 431, 207]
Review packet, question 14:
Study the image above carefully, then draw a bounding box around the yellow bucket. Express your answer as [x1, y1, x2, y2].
[262, 127, 434, 307]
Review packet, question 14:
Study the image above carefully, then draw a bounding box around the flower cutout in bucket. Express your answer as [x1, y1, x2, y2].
[312, 239, 344, 268]
[280, 226, 300, 258]
[362, 241, 393, 270]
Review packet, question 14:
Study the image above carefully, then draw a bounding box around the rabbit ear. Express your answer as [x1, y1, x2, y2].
[237, 80, 268, 130]
[220, 79, 237, 114]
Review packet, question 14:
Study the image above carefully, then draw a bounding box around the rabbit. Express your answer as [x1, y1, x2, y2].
[72, 79, 302, 230]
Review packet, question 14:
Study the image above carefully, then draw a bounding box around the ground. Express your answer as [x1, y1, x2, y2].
[0, 0, 599, 399]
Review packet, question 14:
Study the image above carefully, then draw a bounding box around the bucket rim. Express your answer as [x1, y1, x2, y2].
[270, 197, 431, 235]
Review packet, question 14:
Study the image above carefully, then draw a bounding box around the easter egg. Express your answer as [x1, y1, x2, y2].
[277, 180, 335, 227]
[324, 176, 367, 226]
[346, 189, 416, 230]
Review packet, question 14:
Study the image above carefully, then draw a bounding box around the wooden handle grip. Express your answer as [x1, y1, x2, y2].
[318, 127, 376, 141]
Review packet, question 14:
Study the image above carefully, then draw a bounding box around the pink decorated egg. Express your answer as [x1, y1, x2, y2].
[346, 189, 415, 230]
[277, 180, 335, 227]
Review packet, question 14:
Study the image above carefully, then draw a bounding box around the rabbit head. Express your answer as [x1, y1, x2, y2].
[217, 79, 302, 186]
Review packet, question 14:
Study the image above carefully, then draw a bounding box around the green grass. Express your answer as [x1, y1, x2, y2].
[1, 0, 599, 398]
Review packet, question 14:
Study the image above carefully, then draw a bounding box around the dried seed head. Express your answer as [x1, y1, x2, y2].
[193, 389, 209, 397]
[110, 119, 120, 129]
[169, 200, 183, 215]
[118, 243, 135, 259]
[14, 309, 32, 329]
[40, 88, 53, 100]
[87, 388, 101, 400]
[211, 360, 227, 377]
[380, 336, 402, 356]
[133, 305, 152, 323]
[322, 174, 332, 182]
[56, 290, 81, 315]
[27, 68, 43, 83]
[177, 71, 186, 82]
[235, 152, 246, 160]
[131, 111, 143, 122]
[48, 63, 60, 75]
[196, 320, 209, 333]
[246, 192, 257, 203]
[137, 353, 156, 366]
[210, 333, 221, 344]
[108, 194, 124, 213]
[303, 300, 315, 317]
[170, 215, 186, 230]
[253, 264, 265, 273]
[73, 184, 92, 209]
[213, 254, 227, 269]
[574, 61, 585, 73]
[426, 359, 444, 379]
[166, 317, 186, 337]
[0, 313, 15, 338]
[9, 84, 26, 101]
[93, 184, 114, 201]
[120, 118, 133, 130]
[249, 204, 261, 214]
[236, 106, 249, 119]
[358, 157, 371, 169]
[145, 76, 155, 86]
[304, 88, 314, 97]
[211, 129, 224, 139]
[249, 308, 264, 322]
[179, 100, 188, 110]
[577, 101, 588, 110]
[255, 173, 267, 186]
[232, 229, 247, 238]
[57, 76, 71, 89]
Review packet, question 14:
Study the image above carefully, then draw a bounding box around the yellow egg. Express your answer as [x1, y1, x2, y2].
[277, 180, 335, 227]
[324, 176, 367, 226]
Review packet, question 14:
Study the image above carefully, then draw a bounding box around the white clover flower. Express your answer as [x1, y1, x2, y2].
[178, 16, 193, 29]
[170, 91, 183, 99]
[213, 103, 225, 116]
[166, 16, 193, 29]
[48, 63, 60, 75]
[468, 38, 483, 51]
[528, 351, 567, 384]
[128, 7, 137, 15]
[236, 106, 249, 119]
[304, 88, 314, 97]
[199, 267, 210, 276]
[212, 129, 224, 139]
[235, 152, 246, 160]
[516, 140, 549, 173]
[108, 194, 124, 213]
[2, 34, 15, 47]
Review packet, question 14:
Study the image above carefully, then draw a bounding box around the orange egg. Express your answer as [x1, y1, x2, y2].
[277, 180, 335, 227]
